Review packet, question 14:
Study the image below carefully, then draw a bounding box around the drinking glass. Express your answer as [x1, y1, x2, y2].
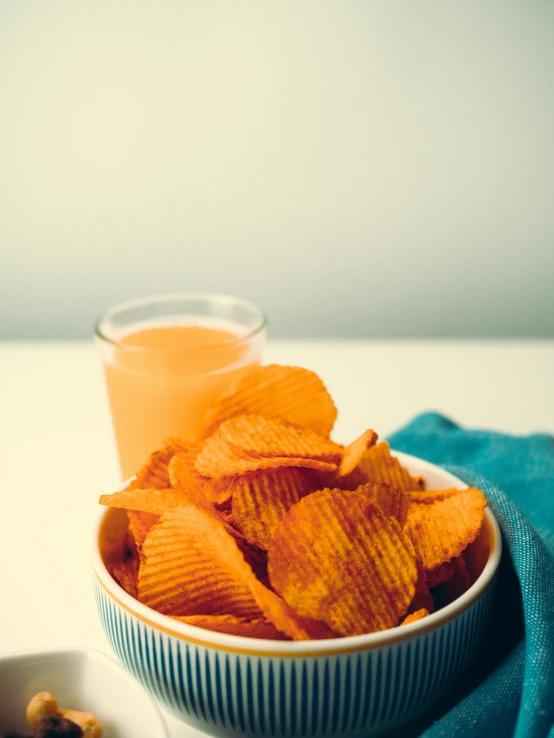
[96, 293, 267, 479]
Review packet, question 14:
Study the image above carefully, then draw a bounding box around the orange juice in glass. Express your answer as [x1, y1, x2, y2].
[95, 294, 267, 479]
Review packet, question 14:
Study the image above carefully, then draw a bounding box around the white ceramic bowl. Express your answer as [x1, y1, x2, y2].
[92, 452, 501, 738]
[0, 648, 168, 737]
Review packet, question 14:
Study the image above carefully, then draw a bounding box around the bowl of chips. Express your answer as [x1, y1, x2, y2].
[92, 365, 501, 737]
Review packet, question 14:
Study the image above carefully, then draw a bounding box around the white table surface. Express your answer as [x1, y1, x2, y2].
[1, 339, 553, 736]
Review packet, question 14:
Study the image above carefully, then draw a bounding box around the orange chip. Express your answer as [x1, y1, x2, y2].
[201, 476, 238, 505]
[231, 467, 313, 550]
[410, 488, 459, 504]
[138, 506, 263, 617]
[400, 608, 430, 626]
[168, 456, 218, 516]
[171, 614, 287, 640]
[405, 487, 487, 570]
[110, 557, 139, 598]
[202, 364, 338, 438]
[131, 438, 192, 489]
[310, 482, 410, 526]
[247, 577, 337, 640]
[357, 442, 424, 491]
[339, 429, 378, 477]
[268, 490, 418, 636]
[171, 439, 204, 471]
[425, 561, 455, 589]
[195, 433, 337, 479]
[354, 482, 411, 526]
[138, 505, 333, 639]
[99, 488, 189, 516]
[219, 415, 343, 461]
[128, 510, 160, 551]
[407, 556, 436, 615]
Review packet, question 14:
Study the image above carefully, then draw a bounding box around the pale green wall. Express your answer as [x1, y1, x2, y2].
[1, 1, 553, 339]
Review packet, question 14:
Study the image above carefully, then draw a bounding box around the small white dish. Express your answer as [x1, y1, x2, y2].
[0, 647, 168, 737]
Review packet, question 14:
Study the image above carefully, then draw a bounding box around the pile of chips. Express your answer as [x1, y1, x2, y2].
[100, 365, 487, 640]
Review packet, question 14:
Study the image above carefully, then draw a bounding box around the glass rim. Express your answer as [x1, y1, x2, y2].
[94, 292, 268, 352]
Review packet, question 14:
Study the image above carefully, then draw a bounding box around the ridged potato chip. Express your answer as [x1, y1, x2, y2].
[100, 488, 188, 516]
[358, 442, 424, 491]
[268, 490, 418, 636]
[138, 506, 263, 617]
[195, 433, 337, 478]
[168, 456, 218, 516]
[138, 505, 333, 639]
[247, 577, 337, 640]
[339, 429, 378, 477]
[170, 614, 287, 639]
[110, 557, 139, 598]
[407, 557, 436, 614]
[401, 608, 430, 626]
[231, 467, 314, 549]
[202, 476, 238, 505]
[219, 415, 343, 461]
[355, 482, 411, 526]
[128, 510, 160, 550]
[202, 364, 338, 438]
[405, 487, 487, 570]
[425, 561, 455, 589]
[131, 438, 191, 489]
[410, 488, 458, 504]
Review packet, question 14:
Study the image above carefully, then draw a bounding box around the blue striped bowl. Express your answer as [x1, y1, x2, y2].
[92, 453, 501, 737]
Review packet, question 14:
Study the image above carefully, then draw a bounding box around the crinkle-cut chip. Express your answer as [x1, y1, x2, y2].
[166, 457, 248, 544]
[401, 608, 430, 626]
[354, 482, 411, 527]
[202, 476, 238, 505]
[247, 577, 337, 640]
[357, 442, 424, 491]
[407, 557, 436, 615]
[231, 468, 314, 550]
[170, 614, 288, 640]
[168, 456, 219, 516]
[128, 510, 160, 551]
[132, 438, 192, 489]
[138, 506, 263, 618]
[339, 429, 378, 477]
[201, 364, 338, 438]
[110, 557, 139, 598]
[171, 439, 203, 467]
[219, 415, 343, 461]
[268, 490, 418, 636]
[405, 487, 487, 571]
[410, 488, 459, 504]
[99, 488, 188, 516]
[312, 482, 410, 526]
[426, 561, 455, 589]
[138, 505, 331, 639]
[195, 434, 337, 479]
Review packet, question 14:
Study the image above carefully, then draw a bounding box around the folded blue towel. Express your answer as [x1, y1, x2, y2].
[387, 413, 554, 738]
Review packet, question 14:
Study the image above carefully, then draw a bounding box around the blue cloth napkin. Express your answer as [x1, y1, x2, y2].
[386, 412, 554, 738]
